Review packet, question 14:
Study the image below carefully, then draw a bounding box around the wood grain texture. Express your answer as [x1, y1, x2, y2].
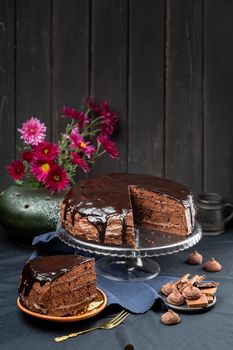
[128, 0, 165, 176]
[91, 0, 128, 174]
[204, 0, 233, 201]
[1, 0, 233, 202]
[165, 0, 203, 194]
[52, 0, 89, 141]
[0, 0, 15, 189]
[16, 0, 51, 139]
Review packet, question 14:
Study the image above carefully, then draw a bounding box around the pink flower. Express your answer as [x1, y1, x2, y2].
[44, 165, 69, 194]
[31, 160, 53, 182]
[62, 107, 90, 128]
[18, 117, 46, 146]
[7, 160, 25, 180]
[71, 152, 90, 173]
[97, 134, 119, 159]
[69, 128, 95, 158]
[100, 101, 118, 135]
[85, 97, 101, 114]
[22, 150, 33, 163]
[32, 141, 59, 161]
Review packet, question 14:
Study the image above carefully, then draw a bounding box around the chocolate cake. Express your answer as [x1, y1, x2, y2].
[18, 255, 97, 316]
[61, 173, 195, 248]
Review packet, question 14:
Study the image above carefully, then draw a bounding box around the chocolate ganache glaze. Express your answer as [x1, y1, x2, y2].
[18, 255, 91, 298]
[62, 173, 195, 247]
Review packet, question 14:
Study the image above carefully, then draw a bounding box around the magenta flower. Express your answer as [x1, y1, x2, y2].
[97, 134, 119, 159]
[31, 160, 53, 182]
[62, 107, 90, 128]
[100, 101, 118, 135]
[22, 150, 33, 163]
[85, 97, 101, 114]
[44, 165, 69, 194]
[18, 117, 46, 146]
[7, 160, 25, 180]
[32, 141, 59, 162]
[69, 128, 95, 158]
[71, 152, 90, 173]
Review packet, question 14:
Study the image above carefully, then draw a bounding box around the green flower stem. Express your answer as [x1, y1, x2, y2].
[89, 116, 104, 126]
[82, 116, 103, 136]
[94, 150, 106, 159]
[82, 129, 101, 138]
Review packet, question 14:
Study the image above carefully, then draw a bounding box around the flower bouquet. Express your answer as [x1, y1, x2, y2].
[7, 97, 120, 194]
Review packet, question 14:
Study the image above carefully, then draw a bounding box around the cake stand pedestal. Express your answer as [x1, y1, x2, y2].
[94, 256, 161, 281]
[57, 223, 202, 282]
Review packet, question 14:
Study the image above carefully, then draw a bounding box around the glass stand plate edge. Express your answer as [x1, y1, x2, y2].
[56, 222, 202, 258]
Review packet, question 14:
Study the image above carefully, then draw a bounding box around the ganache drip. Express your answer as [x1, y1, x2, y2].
[64, 198, 119, 242]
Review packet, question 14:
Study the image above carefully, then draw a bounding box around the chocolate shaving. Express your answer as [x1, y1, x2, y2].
[177, 275, 204, 293]
[195, 281, 220, 289]
[175, 274, 190, 289]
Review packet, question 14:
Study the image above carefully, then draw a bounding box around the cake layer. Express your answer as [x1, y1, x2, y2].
[49, 300, 94, 317]
[22, 279, 96, 316]
[50, 282, 96, 307]
[43, 271, 96, 298]
[18, 255, 97, 316]
[130, 186, 193, 235]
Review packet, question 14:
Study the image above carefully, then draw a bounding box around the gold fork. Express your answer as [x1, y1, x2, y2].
[54, 310, 129, 342]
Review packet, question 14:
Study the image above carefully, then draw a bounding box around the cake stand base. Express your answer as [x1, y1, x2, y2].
[95, 256, 161, 282]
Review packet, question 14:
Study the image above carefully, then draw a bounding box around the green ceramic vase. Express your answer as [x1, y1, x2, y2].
[0, 184, 66, 244]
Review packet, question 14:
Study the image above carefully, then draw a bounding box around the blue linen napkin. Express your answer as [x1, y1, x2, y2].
[31, 232, 178, 314]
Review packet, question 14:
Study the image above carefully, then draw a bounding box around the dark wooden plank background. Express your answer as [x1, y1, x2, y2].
[91, 0, 128, 174]
[128, 0, 164, 177]
[1, 0, 233, 202]
[16, 0, 51, 140]
[204, 0, 233, 201]
[165, 0, 203, 194]
[0, 0, 15, 188]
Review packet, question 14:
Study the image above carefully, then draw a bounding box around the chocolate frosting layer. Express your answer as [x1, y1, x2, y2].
[63, 173, 192, 239]
[18, 255, 92, 298]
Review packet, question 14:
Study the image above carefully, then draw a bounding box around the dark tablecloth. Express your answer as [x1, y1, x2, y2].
[1, 227, 233, 350]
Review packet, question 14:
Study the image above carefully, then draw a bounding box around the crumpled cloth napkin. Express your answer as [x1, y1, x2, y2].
[31, 232, 177, 314]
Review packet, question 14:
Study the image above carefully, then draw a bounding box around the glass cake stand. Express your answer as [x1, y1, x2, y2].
[57, 222, 202, 282]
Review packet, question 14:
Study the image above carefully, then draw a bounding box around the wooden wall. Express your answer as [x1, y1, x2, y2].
[1, 0, 233, 201]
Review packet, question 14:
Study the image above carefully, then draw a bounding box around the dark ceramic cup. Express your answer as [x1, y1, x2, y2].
[195, 192, 233, 235]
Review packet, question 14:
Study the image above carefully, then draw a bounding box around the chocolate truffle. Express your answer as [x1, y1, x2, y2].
[160, 309, 180, 325]
[167, 291, 185, 306]
[186, 251, 203, 265]
[203, 258, 222, 272]
[160, 282, 178, 296]
[182, 285, 201, 300]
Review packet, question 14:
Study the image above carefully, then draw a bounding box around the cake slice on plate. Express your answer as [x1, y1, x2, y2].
[18, 255, 97, 316]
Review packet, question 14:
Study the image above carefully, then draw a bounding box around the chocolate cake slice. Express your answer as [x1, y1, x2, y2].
[61, 173, 195, 248]
[18, 255, 97, 316]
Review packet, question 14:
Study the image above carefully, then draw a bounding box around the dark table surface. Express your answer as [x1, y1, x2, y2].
[1, 226, 233, 350]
